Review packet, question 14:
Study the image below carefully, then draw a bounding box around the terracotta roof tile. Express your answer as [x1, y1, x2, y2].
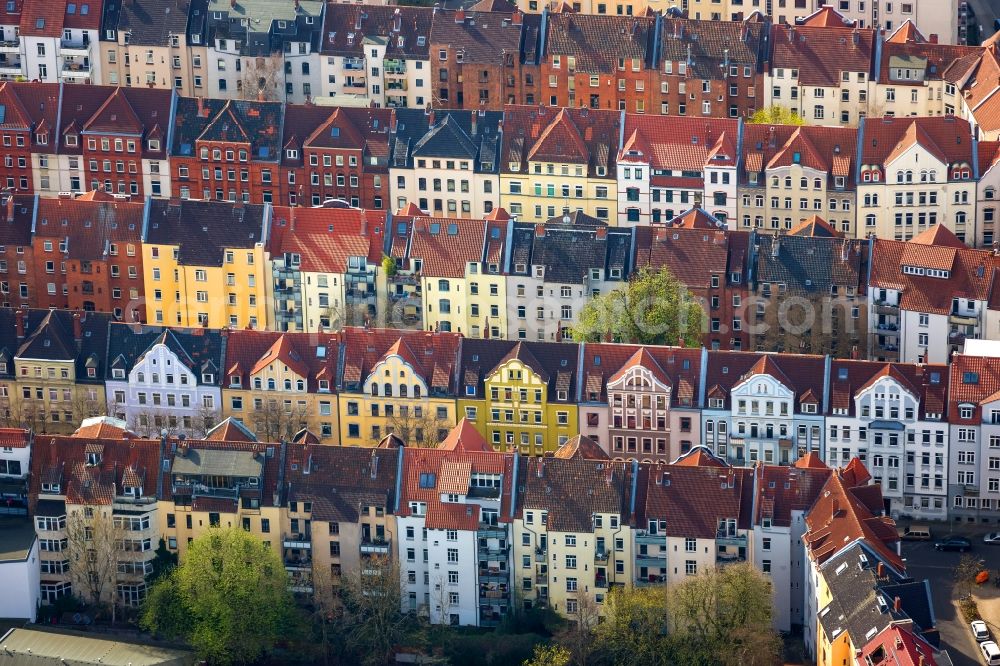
[522, 457, 629, 533]
[642, 463, 751, 537]
[553, 434, 608, 460]
[502, 105, 619, 178]
[705, 351, 825, 412]
[581, 342, 700, 405]
[771, 23, 875, 87]
[285, 445, 398, 522]
[339, 327, 461, 395]
[545, 14, 652, 74]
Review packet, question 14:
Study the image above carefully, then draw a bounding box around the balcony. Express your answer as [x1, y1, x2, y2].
[283, 534, 312, 550]
[284, 553, 312, 571]
[478, 568, 508, 583]
[875, 323, 899, 334]
[0, 62, 23, 76]
[389, 273, 421, 286]
[59, 40, 91, 57]
[950, 312, 978, 326]
[534, 548, 547, 562]
[635, 552, 666, 568]
[949, 330, 967, 344]
[0, 39, 20, 53]
[360, 537, 391, 555]
[594, 548, 609, 562]
[715, 532, 747, 547]
[172, 482, 240, 499]
[343, 58, 364, 70]
[345, 79, 366, 89]
[535, 573, 547, 584]
[386, 80, 407, 91]
[716, 552, 746, 566]
[635, 574, 666, 587]
[874, 302, 899, 315]
[635, 532, 664, 545]
[61, 62, 92, 78]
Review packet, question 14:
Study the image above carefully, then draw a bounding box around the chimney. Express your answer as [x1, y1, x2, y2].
[72, 313, 82, 350]
[471, 111, 478, 136]
[893, 596, 901, 613]
[831, 497, 840, 515]
[841, 239, 849, 262]
[536, 459, 544, 477]
[294, 0, 300, 9]
[876, 561, 885, 578]
[5, 193, 13, 223]
[393, 9, 401, 32]
[852, 30, 860, 46]
[928, 34, 938, 44]
[370, 449, 378, 479]
[512, 9, 522, 25]
[427, 109, 435, 127]
[257, 89, 265, 102]
[197, 96, 206, 118]
[15, 309, 24, 339]
[230, 0, 235, 8]
[596, 226, 607, 239]
[535, 224, 545, 238]
[455, 8, 465, 22]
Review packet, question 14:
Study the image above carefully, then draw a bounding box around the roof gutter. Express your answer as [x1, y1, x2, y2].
[697, 346, 708, 408]
[509, 450, 519, 520]
[575, 341, 585, 403]
[628, 458, 638, 518]
[393, 444, 404, 513]
[140, 195, 151, 242]
[821, 354, 831, 415]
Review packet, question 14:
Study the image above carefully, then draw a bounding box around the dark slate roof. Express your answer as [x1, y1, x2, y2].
[659, 16, 767, 79]
[105, 0, 191, 45]
[14, 310, 111, 383]
[752, 234, 867, 297]
[144, 199, 268, 265]
[0, 308, 22, 379]
[392, 108, 502, 173]
[106, 324, 225, 385]
[507, 223, 632, 283]
[520, 457, 630, 533]
[321, 5, 432, 59]
[171, 97, 284, 162]
[0, 194, 35, 248]
[460, 339, 578, 401]
[285, 444, 399, 522]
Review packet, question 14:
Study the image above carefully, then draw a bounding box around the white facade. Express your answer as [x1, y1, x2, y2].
[0, 535, 40, 622]
[751, 520, 795, 632]
[976, 159, 1000, 248]
[949, 397, 1000, 522]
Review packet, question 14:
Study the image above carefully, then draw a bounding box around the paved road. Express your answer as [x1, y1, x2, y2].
[964, 0, 999, 45]
[902, 536, 1000, 666]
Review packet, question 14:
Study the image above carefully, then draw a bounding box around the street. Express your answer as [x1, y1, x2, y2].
[902, 537, 1000, 666]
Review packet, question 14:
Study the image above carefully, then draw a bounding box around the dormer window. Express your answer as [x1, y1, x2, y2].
[230, 375, 241, 388]
[65, 134, 78, 147]
[112, 368, 125, 379]
[87, 452, 101, 466]
[123, 485, 141, 498]
[202, 373, 214, 384]
[87, 367, 96, 378]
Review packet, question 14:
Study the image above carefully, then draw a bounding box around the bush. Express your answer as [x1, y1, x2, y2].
[959, 596, 981, 622]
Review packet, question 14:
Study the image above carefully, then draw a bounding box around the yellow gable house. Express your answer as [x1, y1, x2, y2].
[459, 340, 579, 455]
[336, 328, 462, 446]
[142, 199, 272, 330]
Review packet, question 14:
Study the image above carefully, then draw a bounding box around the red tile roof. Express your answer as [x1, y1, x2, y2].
[399, 447, 513, 527]
[771, 23, 875, 87]
[0, 428, 30, 448]
[788, 215, 843, 238]
[553, 434, 608, 460]
[856, 624, 946, 666]
[581, 342, 701, 406]
[754, 463, 832, 528]
[225, 330, 339, 392]
[438, 419, 491, 452]
[33, 197, 145, 260]
[742, 124, 858, 187]
[861, 116, 973, 170]
[672, 446, 726, 467]
[799, 5, 855, 27]
[636, 227, 732, 290]
[284, 444, 398, 522]
[704, 351, 826, 412]
[522, 457, 631, 532]
[959, 45, 1000, 134]
[828, 360, 947, 420]
[204, 417, 257, 442]
[408, 216, 496, 279]
[72, 417, 134, 440]
[339, 327, 461, 395]
[947, 353, 1000, 422]
[619, 115, 738, 173]
[641, 464, 753, 537]
[502, 105, 619, 178]
[19, 0, 66, 36]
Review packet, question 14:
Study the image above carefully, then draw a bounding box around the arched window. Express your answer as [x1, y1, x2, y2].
[371, 383, 379, 396]
[413, 385, 421, 399]
[267, 378, 276, 390]
[296, 379, 305, 391]
[283, 379, 292, 391]
[399, 384, 408, 398]
[384, 382, 392, 397]
[253, 377, 261, 389]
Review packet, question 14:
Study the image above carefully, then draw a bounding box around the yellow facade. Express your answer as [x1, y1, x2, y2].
[815, 568, 854, 666]
[460, 356, 578, 455]
[501, 162, 618, 225]
[142, 243, 271, 330]
[158, 499, 283, 560]
[337, 351, 457, 446]
[421, 270, 507, 339]
[10, 358, 103, 434]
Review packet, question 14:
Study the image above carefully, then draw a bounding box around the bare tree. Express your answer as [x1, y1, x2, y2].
[239, 56, 284, 101]
[193, 404, 221, 438]
[248, 397, 312, 442]
[65, 507, 127, 623]
[340, 555, 409, 666]
[383, 404, 452, 448]
[559, 592, 600, 666]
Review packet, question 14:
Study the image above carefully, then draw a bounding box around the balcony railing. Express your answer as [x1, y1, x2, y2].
[283, 534, 312, 549]
[594, 548, 609, 562]
[360, 537, 391, 554]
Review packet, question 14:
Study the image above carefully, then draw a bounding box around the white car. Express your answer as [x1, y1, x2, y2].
[982, 640, 1000, 666]
[973, 620, 991, 642]
[985, 532, 1000, 545]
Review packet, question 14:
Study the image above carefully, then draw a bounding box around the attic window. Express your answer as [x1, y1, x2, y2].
[963, 372, 979, 384]
[112, 368, 125, 379]
[35, 18, 44, 29]
[838, 368, 848, 380]
[331, 127, 340, 138]
[419, 472, 436, 488]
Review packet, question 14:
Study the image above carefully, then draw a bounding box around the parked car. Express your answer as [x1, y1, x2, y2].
[934, 537, 972, 552]
[898, 525, 932, 541]
[973, 620, 991, 642]
[984, 533, 1000, 545]
[981, 640, 1000, 666]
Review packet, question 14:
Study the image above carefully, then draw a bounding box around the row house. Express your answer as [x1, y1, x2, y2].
[976, 140, 1000, 247]
[616, 116, 740, 226]
[397, 425, 515, 626]
[0, 427, 32, 516]
[858, 115, 976, 243]
[459, 339, 578, 455]
[832, 0, 963, 44]
[390, 108, 503, 219]
[959, 40, 1000, 141]
[656, 16, 768, 120]
[635, 223, 751, 351]
[169, 96, 284, 205]
[738, 124, 858, 237]
[766, 10, 876, 127]
[0, 82, 59, 196]
[100, 0, 200, 96]
[281, 441, 400, 600]
[824, 360, 949, 520]
[504, 220, 633, 342]
[946, 353, 1000, 524]
[30, 193, 145, 319]
[577, 343, 703, 462]
[747, 227, 868, 357]
[203, 0, 325, 104]
[513, 447, 632, 617]
[222, 329, 339, 443]
[408, 213, 508, 337]
[141, 198, 273, 330]
[19, 0, 102, 85]
[337, 327, 461, 448]
[0, 309, 110, 433]
[0, 193, 41, 309]
[700, 352, 827, 466]
[867, 225, 998, 363]
[430, 8, 525, 110]
[104, 323, 225, 438]
[268, 206, 386, 332]
[635, 451, 753, 589]
[279, 105, 393, 209]
[320, 5, 433, 109]
[500, 105, 620, 224]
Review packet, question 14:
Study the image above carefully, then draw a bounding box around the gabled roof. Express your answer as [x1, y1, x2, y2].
[407, 216, 497, 279]
[754, 462, 831, 527]
[705, 351, 826, 411]
[641, 463, 752, 537]
[581, 343, 700, 406]
[658, 17, 767, 81]
[544, 13, 653, 74]
[493, 341, 549, 382]
[438, 418, 491, 452]
[250, 334, 310, 378]
[285, 444, 398, 522]
[636, 227, 733, 290]
[671, 445, 726, 467]
[33, 197, 145, 261]
[857, 625, 947, 666]
[527, 108, 588, 164]
[72, 416, 135, 440]
[400, 446, 513, 527]
[521, 457, 630, 532]
[666, 208, 723, 230]
[508, 222, 631, 284]
[741, 124, 857, 187]
[829, 360, 947, 419]
[553, 434, 608, 460]
[754, 234, 866, 297]
[171, 97, 283, 162]
[461, 339, 578, 402]
[771, 22, 875, 87]
[502, 105, 619, 177]
[321, 5, 433, 59]
[339, 327, 461, 395]
[204, 417, 257, 442]
[429, 9, 521, 66]
[268, 206, 385, 272]
[143, 199, 268, 265]
[788, 215, 842, 238]
[861, 116, 973, 170]
[798, 5, 855, 27]
[608, 347, 671, 387]
[225, 330, 339, 394]
[84, 89, 144, 135]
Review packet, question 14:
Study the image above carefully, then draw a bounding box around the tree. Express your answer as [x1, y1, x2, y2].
[749, 105, 805, 126]
[571, 266, 704, 346]
[594, 585, 671, 666]
[247, 396, 312, 442]
[524, 644, 571, 666]
[65, 506, 126, 623]
[557, 592, 599, 666]
[239, 56, 284, 101]
[954, 554, 983, 599]
[141, 527, 295, 665]
[148, 537, 178, 585]
[339, 554, 410, 666]
[383, 404, 452, 447]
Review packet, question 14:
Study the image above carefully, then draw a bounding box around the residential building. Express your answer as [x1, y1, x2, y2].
[0, 428, 31, 516]
[825, 360, 950, 519]
[203, 0, 325, 104]
[975, 140, 1000, 247]
[268, 206, 386, 332]
[390, 109, 503, 219]
[700, 352, 827, 466]
[141, 199, 272, 330]
[319, 5, 432, 109]
[867, 226, 998, 363]
[577, 343, 702, 461]
[0, 518, 40, 622]
[169, 97, 284, 204]
[396, 422, 514, 626]
[336, 327, 461, 447]
[459, 339, 578, 455]
[222, 329, 339, 443]
[855, 625, 952, 666]
[834, 0, 964, 44]
[0, 82, 59, 196]
[105, 324, 225, 438]
[20, 0, 102, 85]
[766, 11, 876, 126]
[616, 116, 740, 226]
[958, 40, 1000, 141]
[513, 447, 632, 616]
[500, 106, 620, 224]
[504, 220, 632, 342]
[0, 193, 40, 309]
[857, 116, 976, 243]
[282, 442, 400, 601]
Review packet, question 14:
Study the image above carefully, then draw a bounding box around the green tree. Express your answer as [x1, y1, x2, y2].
[571, 266, 704, 346]
[148, 537, 178, 584]
[141, 528, 295, 665]
[748, 105, 805, 126]
[523, 643, 571, 666]
[593, 585, 671, 666]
